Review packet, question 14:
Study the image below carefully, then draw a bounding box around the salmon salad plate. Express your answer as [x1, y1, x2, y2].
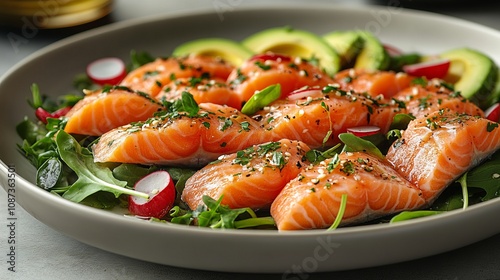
[1, 4, 500, 273]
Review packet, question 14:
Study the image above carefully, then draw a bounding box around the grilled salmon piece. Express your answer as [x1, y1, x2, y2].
[271, 152, 425, 230]
[64, 87, 163, 136]
[181, 139, 310, 210]
[121, 55, 234, 97]
[386, 111, 500, 202]
[92, 103, 269, 167]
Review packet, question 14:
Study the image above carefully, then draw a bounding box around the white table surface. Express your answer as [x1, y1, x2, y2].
[1, 0, 500, 279]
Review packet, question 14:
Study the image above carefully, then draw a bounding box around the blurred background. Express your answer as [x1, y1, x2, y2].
[1, 0, 500, 76]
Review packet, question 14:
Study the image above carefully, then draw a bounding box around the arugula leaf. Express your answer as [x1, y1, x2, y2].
[36, 157, 66, 190]
[465, 151, 500, 201]
[112, 164, 159, 187]
[390, 210, 443, 223]
[241, 84, 281, 115]
[305, 144, 341, 164]
[388, 53, 421, 72]
[55, 130, 148, 202]
[169, 195, 275, 229]
[338, 133, 385, 160]
[80, 191, 121, 210]
[389, 113, 415, 130]
[129, 50, 155, 71]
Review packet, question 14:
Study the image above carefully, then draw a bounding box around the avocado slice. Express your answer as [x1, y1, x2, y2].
[172, 38, 254, 67]
[323, 31, 364, 69]
[242, 27, 341, 76]
[354, 31, 390, 71]
[440, 48, 499, 109]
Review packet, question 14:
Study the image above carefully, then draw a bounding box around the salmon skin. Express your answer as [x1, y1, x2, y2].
[386, 111, 500, 203]
[93, 103, 269, 167]
[270, 151, 426, 230]
[64, 87, 163, 136]
[182, 139, 310, 210]
[121, 54, 234, 97]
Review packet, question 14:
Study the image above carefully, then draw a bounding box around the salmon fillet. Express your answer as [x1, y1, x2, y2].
[333, 69, 414, 98]
[257, 87, 405, 148]
[227, 55, 334, 102]
[271, 152, 426, 230]
[393, 81, 484, 119]
[121, 55, 234, 97]
[387, 111, 500, 202]
[93, 103, 269, 167]
[64, 87, 163, 136]
[156, 77, 242, 110]
[182, 139, 310, 210]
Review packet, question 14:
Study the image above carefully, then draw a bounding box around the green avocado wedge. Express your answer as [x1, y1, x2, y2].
[440, 48, 499, 109]
[172, 38, 254, 67]
[242, 27, 341, 76]
[323, 30, 364, 69]
[354, 31, 390, 71]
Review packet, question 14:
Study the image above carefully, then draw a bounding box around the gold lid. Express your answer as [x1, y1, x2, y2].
[0, 0, 113, 28]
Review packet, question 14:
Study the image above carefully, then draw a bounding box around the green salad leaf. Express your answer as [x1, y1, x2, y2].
[241, 84, 281, 115]
[464, 151, 500, 201]
[169, 195, 275, 229]
[55, 130, 148, 202]
[339, 133, 385, 160]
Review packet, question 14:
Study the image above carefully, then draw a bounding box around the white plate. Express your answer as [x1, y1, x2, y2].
[2, 4, 500, 273]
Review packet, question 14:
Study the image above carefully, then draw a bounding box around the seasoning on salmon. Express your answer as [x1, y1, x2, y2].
[333, 69, 415, 98]
[393, 80, 484, 119]
[64, 87, 163, 136]
[92, 103, 269, 167]
[386, 111, 500, 203]
[182, 139, 310, 210]
[156, 77, 242, 110]
[257, 86, 405, 148]
[270, 152, 426, 230]
[121, 54, 234, 97]
[227, 53, 334, 102]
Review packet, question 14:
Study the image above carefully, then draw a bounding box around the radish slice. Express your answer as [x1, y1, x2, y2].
[249, 53, 292, 63]
[347, 126, 381, 137]
[86, 57, 127, 86]
[35, 106, 72, 124]
[287, 87, 323, 101]
[485, 103, 500, 122]
[402, 59, 450, 79]
[383, 44, 403, 57]
[128, 170, 176, 219]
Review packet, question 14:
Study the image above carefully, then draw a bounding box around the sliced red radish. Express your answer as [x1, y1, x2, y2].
[35, 106, 72, 124]
[347, 126, 381, 137]
[287, 87, 323, 100]
[128, 170, 176, 219]
[249, 53, 292, 63]
[383, 44, 403, 57]
[485, 103, 500, 122]
[86, 57, 127, 86]
[402, 59, 450, 79]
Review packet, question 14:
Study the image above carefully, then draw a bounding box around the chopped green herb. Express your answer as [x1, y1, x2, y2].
[254, 61, 271, 70]
[241, 84, 281, 115]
